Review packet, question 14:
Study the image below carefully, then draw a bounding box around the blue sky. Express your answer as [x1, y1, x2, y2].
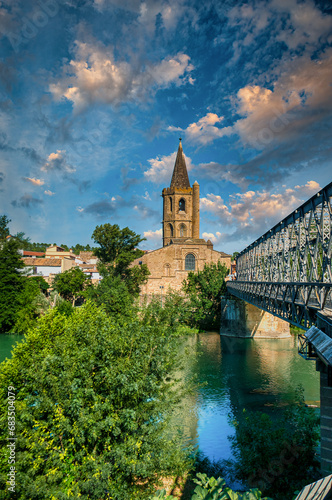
[1, 0, 332, 254]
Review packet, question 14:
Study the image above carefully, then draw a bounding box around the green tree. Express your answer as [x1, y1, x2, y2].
[228, 388, 320, 499]
[13, 231, 31, 250]
[70, 243, 93, 255]
[182, 262, 229, 331]
[0, 302, 192, 499]
[31, 276, 49, 295]
[85, 269, 135, 320]
[0, 215, 10, 241]
[92, 224, 149, 297]
[92, 223, 145, 267]
[53, 267, 91, 305]
[232, 251, 239, 261]
[0, 239, 27, 332]
[13, 278, 42, 333]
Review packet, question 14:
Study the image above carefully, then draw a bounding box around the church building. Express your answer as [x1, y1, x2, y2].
[132, 140, 232, 295]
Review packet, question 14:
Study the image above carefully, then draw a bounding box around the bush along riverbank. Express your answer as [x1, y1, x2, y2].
[0, 300, 197, 499]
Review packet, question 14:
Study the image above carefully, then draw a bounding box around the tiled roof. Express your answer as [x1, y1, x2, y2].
[23, 251, 45, 257]
[218, 251, 232, 257]
[23, 258, 62, 266]
[170, 139, 191, 189]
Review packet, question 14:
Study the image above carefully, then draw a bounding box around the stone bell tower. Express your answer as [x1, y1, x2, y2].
[162, 139, 200, 246]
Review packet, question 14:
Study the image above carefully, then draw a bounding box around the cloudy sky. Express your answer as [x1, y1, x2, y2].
[1, 0, 331, 254]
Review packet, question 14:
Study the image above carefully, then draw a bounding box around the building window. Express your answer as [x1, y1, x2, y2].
[179, 198, 185, 211]
[164, 264, 171, 276]
[179, 224, 187, 237]
[169, 197, 172, 212]
[185, 253, 195, 271]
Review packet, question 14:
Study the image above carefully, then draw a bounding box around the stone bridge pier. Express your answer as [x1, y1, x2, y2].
[220, 294, 290, 338]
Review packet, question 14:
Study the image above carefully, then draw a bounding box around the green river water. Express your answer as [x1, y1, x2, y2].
[0, 331, 320, 463]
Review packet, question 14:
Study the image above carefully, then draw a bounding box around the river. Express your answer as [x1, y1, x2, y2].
[0, 331, 320, 464]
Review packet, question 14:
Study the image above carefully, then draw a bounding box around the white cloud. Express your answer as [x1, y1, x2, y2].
[272, 0, 332, 50]
[201, 194, 233, 224]
[144, 228, 162, 241]
[23, 177, 45, 186]
[233, 50, 332, 149]
[50, 40, 194, 110]
[144, 150, 193, 185]
[181, 48, 332, 154]
[41, 150, 75, 173]
[227, 0, 332, 56]
[169, 113, 233, 146]
[44, 190, 55, 196]
[201, 181, 321, 240]
[202, 231, 222, 244]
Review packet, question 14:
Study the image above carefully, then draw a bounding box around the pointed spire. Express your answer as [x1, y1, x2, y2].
[170, 139, 191, 189]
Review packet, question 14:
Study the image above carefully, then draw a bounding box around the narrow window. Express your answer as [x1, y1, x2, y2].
[185, 253, 195, 271]
[169, 197, 172, 212]
[179, 198, 185, 211]
[180, 224, 187, 237]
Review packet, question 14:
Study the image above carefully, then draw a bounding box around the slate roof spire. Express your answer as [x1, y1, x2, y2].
[170, 138, 191, 189]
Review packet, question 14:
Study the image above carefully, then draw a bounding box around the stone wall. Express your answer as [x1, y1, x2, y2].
[132, 242, 231, 295]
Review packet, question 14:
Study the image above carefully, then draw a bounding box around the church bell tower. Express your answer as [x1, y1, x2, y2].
[162, 139, 200, 246]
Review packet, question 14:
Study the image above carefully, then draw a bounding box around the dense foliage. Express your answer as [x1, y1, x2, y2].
[0, 302, 193, 499]
[85, 269, 135, 318]
[0, 237, 50, 333]
[53, 267, 91, 305]
[0, 239, 39, 333]
[59, 243, 95, 255]
[183, 262, 229, 330]
[0, 215, 10, 240]
[92, 223, 145, 267]
[227, 389, 320, 499]
[92, 223, 149, 296]
[152, 473, 272, 499]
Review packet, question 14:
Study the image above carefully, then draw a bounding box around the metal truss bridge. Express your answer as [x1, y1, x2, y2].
[227, 181, 332, 331]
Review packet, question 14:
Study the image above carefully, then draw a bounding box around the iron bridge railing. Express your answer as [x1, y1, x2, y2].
[227, 280, 332, 329]
[226, 180, 332, 330]
[235, 181, 332, 283]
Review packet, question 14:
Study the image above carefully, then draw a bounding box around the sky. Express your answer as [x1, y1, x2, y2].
[0, 0, 332, 255]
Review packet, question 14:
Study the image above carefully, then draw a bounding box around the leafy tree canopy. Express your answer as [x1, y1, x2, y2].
[53, 267, 91, 305]
[92, 223, 145, 267]
[0, 302, 192, 499]
[92, 224, 149, 297]
[0, 215, 10, 241]
[182, 262, 229, 331]
[0, 239, 27, 332]
[31, 276, 49, 294]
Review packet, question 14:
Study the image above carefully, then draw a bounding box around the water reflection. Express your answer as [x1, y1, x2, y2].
[180, 332, 320, 462]
[0, 334, 24, 364]
[0, 331, 320, 465]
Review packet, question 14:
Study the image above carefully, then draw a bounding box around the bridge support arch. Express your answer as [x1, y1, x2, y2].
[220, 294, 291, 338]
